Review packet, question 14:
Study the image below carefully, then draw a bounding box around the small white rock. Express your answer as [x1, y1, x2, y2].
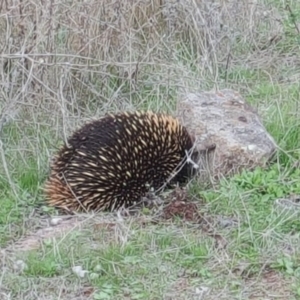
[50, 217, 62, 226]
[13, 260, 28, 272]
[72, 265, 88, 278]
[195, 286, 210, 295]
[247, 144, 257, 151]
[94, 264, 102, 272]
[89, 272, 99, 280]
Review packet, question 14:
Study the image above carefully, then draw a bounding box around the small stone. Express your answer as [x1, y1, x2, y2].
[218, 216, 237, 228]
[247, 144, 257, 151]
[13, 260, 27, 272]
[89, 272, 99, 280]
[94, 264, 102, 272]
[72, 265, 88, 278]
[50, 217, 62, 226]
[195, 286, 210, 295]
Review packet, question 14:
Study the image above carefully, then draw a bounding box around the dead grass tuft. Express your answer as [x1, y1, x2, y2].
[0, 0, 285, 127]
[1, 0, 300, 299]
[0, 0, 289, 182]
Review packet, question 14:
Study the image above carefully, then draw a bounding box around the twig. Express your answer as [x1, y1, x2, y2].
[286, 5, 300, 35]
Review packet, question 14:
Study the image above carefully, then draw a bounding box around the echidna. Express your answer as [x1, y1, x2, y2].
[44, 111, 196, 212]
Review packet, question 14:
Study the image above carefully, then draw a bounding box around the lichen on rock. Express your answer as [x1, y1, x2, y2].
[176, 89, 277, 180]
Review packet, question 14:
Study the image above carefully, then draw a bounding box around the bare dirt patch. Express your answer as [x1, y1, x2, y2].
[2, 213, 120, 253]
[247, 268, 294, 299]
[160, 186, 202, 222]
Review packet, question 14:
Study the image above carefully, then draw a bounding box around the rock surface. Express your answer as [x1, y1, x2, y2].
[176, 89, 277, 179]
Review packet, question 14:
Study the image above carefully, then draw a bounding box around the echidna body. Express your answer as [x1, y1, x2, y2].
[44, 111, 195, 212]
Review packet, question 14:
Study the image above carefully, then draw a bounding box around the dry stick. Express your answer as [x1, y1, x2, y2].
[0, 140, 19, 199]
[61, 173, 89, 214]
[286, 5, 300, 35]
[0, 54, 35, 200]
[0, 66, 18, 200]
[0, 83, 18, 200]
[59, 69, 71, 148]
[155, 140, 216, 194]
[225, 52, 232, 84]
[0, 54, 158, 71]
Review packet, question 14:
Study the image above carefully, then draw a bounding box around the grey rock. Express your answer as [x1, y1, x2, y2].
[176, 89, 277, 179]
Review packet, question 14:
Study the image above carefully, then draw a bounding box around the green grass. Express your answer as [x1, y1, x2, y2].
[1, 0, 300, 299]
[3, 225, 213, 299]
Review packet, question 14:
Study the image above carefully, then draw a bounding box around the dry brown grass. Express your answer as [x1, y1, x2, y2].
[1, 1, 300, 299]
[0, 0, 288, 185]
[0, 0, 284, 129]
